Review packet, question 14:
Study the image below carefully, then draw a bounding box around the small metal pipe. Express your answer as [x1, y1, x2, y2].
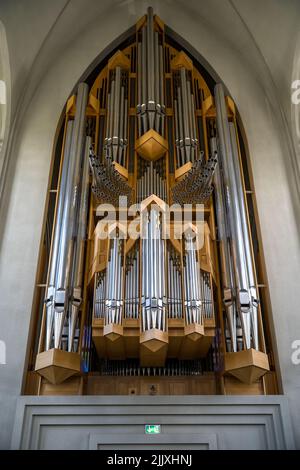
[177, 86, 185, 166]
[159, 45, 165, 136]
[180, 68, 191, 162]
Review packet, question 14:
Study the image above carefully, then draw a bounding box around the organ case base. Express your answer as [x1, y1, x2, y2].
[35, 349, 81, 385]
[225, 349, 270, 384]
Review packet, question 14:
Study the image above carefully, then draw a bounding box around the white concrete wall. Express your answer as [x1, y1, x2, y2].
[0, 0, 299, 449]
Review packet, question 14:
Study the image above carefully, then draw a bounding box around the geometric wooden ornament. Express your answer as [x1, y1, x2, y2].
[225, 348, 270, 385]
[184, 323, 204, 342]
[140, 329, 168, 367]
[35, 348, 81, 385]
[170, 51, 193, 71]
[108, 50, 130, 70]
[103, 323, 124, 342]
[135, 129, 168, 161]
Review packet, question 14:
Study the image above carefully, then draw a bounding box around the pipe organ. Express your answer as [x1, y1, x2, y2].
[31, 7, 274, 395]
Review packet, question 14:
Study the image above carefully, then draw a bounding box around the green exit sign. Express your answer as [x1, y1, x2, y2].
[145, 424, 161, 434]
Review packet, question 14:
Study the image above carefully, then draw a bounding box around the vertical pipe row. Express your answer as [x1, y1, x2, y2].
[68, 136, 92, 352]
[214, 83, 259, 351]
[105, 67, 128, 166]
[136, 158, 167, 202]
[173, 69, 198, 166]
[183, 234, 202, 325]
[94, 271, 106, 318]
[137, 7, 165, 136]
[45, 83, 89, 351]
[105, 237, 124, 325]
[167, 244, 183, 319]
[125, 244, 139, 319]
[210, 135, 237, 352]
[200, 271, 213, 320]
[141, 208, 166, 331]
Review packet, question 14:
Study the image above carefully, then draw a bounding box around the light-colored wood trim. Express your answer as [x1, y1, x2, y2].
[170, 50, 193, 71]
[35, 349, 81, 385]
[225, 349, 270, 385]
[174, 161, 192, 181]
[135, 129, 168, 161]
[113, 161, 128, 180]
[108, 50, 130, 70]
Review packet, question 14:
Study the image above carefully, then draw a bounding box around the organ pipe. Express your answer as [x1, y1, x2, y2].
[35, 9, 270, 389]
[89, 146, 132, 205]
[141, 208, 167, 332]
[174, 68, 198, 165]
[183, 234, 203, 326]
[137, 158, 167, 202]
[68, 136, 92, 352]
[125, 243, 139, 319]
[94, 271, 106, 318]
[211, 135, 237, 352]
[45, 82, 89, 351]
[214, 83, 259, 351]
[137, 7, 165, 136]
[105, 237, 124, 325]
[167, 244, 183, 319]
[105, 66, 128, 166]
[172, 152, 217, 205]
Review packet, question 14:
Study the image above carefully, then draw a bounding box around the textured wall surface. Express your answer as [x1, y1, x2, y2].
[0, 0, 300, 449]
[11, 396, 295, 450]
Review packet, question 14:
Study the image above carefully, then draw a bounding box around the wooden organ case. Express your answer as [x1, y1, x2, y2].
[26, 8, 278, 396]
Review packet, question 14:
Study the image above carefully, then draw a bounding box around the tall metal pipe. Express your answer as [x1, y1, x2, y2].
[183, 235, 202, 325]
[137, 7, 164, 135]
[45, 120, 73, 350]
[211, 136, 237, 351]
[51, 82, 88, 350]
[229, 123, 259, 349]
[215, 83, 258, 350]
[68, 136, 91, 351]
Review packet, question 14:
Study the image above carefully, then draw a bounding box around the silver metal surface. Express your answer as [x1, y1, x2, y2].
[136, 6, 165, 135]
[45, 83, 88, 351]
[214, 83, 260, 351]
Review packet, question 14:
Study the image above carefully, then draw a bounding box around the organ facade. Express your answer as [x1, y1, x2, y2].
[28, 7, 277, 397]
